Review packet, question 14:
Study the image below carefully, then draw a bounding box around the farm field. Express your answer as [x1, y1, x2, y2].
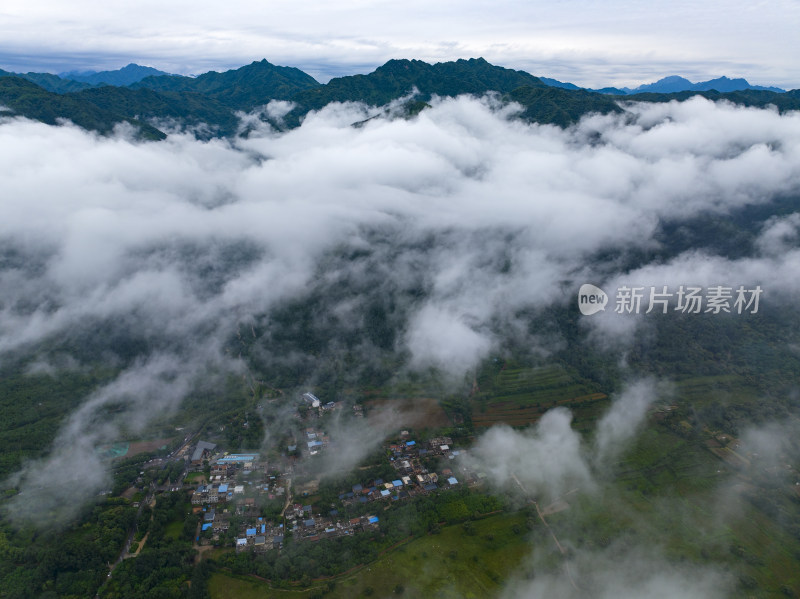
[471, 364, 607, 429]
[364, 396, 453, 429]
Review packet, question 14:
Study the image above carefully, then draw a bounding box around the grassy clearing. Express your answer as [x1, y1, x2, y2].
[164, 520, 183, 540]
[184, 472, 206, 483]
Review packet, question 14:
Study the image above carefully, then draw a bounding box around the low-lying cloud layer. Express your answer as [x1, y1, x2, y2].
[2, 94, 800, 522]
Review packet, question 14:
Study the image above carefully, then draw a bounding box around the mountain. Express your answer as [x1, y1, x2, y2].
[71, 86, 240, 137]
[286, 57, 546, 123]
[0, 76, 165, 140]
[538, 74, 788, 96]
[629, 75, 785, 94]
[3, 57, 798, 140]
[691, 75, 784, 93]
[538, 77, 580, 90]
[632, 75, 695, 93]
[59, 63, 172, 86]
[591, 87, 628, 95]
[505, 85, 624, 126]
[132, 59, 320, 110]
[0, 68, 92, 93]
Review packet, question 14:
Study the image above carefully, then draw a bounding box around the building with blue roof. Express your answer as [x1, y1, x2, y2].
[246, 528, 257, 537]
[216, 453, 259, 465]
[368, 516, 379, 524]
[392, 479, 403, 487]
[448, 477, 458, 485]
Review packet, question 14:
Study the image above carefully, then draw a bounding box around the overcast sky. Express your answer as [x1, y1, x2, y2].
[1, 0, 798, 88]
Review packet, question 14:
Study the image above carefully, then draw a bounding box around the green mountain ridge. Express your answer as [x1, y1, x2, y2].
[0, 76, 166, 140]
[0, 68, 93, 93]
[131, 58, 320, 110]
[2, 57, 800, 140]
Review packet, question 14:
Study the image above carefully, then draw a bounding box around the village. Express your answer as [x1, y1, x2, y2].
[181, 392, 488, 554]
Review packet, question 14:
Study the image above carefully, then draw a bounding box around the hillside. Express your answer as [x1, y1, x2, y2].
[0, 76, 165, 139]
[132, 59, 321, 110]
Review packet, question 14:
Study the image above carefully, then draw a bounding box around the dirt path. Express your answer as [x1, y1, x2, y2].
[511, 473, 579, 592]
[129, 532, 148, 557]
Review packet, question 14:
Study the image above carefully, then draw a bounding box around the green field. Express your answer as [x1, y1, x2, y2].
[208, 512, 530, 599]
[570, 424, 800, 597]
[472, 364, 606, 429]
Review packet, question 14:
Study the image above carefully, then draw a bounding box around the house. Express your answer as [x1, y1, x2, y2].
[191, 441, 217, 465]
[212, 516, 230, 533]
[302, 392, 321, 408]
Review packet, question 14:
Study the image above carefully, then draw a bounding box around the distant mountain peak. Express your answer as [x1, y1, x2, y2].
[60, 63, 172, 86]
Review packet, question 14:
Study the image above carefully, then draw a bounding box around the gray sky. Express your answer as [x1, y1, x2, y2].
[1, 0, 798, 88]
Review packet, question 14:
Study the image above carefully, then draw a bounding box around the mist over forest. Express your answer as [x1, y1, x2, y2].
[2, 89, 800, 598]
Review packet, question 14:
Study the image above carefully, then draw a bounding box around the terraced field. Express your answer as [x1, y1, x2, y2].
[471, 364, 607, 428]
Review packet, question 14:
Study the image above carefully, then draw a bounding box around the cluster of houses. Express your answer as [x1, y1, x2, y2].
[279, 505, 381, 546]
[336, 436, 477, 508]
[187, 444, 291, 549]
[186, 392, 487, 554]
[234, 517, 285, 552]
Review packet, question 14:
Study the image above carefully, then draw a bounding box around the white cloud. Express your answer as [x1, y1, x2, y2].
[2, 94, 800, 523]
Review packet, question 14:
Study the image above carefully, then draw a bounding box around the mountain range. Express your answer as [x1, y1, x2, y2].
[59, 63, 171, 87]
[0, 58, 798, 140]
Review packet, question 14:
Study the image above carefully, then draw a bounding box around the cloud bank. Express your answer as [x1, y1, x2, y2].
[1, 94, 800, 521]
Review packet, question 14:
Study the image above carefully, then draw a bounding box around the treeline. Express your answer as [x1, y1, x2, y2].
[0, 499, 136, 599]
[100, 492, 205, 599]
